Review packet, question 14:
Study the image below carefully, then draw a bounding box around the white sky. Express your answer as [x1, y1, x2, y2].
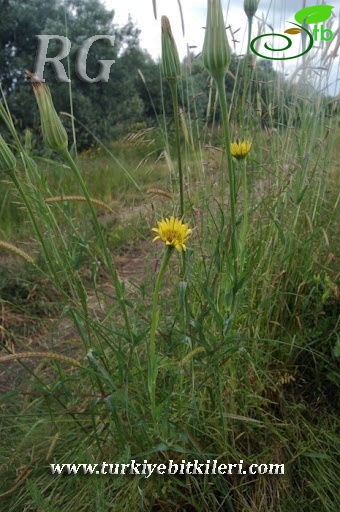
[104, 0, 340, 96]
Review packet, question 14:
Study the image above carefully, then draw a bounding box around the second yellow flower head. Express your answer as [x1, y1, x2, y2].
[230, 140, 252, 159]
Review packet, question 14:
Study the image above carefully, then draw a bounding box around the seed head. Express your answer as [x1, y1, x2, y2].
[26, 71, 68, 154]
[161, 16, 181, 82]
[202, 0, 231, 81]
[0, 240, 34, 265]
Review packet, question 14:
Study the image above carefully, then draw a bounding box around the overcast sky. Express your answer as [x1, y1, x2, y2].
[104, 0, 340, 96]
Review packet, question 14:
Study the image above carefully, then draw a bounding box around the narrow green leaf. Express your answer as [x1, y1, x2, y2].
[223, 413, 263, 424]
[177, 0, 185, 36]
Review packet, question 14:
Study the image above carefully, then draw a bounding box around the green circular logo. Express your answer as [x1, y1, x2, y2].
[250, 22, 314, 60]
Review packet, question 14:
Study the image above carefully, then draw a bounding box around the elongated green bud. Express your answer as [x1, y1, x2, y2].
[26, 71, 68, 154]
[24, 128, 32, 152]
[0, 135, 16, 173]
[161, 16, 181, 82]
[202, 0, 231, 81]
[244, 0, 259, 19]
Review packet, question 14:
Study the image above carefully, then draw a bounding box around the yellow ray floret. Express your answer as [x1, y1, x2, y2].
[230, 140, 252, 159]
[152, 216, 191, 252]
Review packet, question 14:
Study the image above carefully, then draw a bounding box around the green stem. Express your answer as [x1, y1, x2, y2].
[215, 76, 238, 279]
[60, 149, 133, 344]
[9, 170, 58, 281]
[169, 81, 184, 218]
[169, 81, 187, 285]
[241, 16, 253, 112]
[149, 246, 173, 417]
[240, 159, 248, 264]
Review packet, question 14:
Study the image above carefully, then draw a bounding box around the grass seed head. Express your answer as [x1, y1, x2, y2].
[0, 241, 34, 265]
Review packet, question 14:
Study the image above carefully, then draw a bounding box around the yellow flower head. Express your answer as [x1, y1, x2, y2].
[152, 216, 191, 252]
[230, 140, 252, 160]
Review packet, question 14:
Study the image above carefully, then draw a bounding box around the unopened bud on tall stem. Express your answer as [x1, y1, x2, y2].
[161, 16, 181, 82]
[244, 0, 259, 20]
[202, 0, 238, 302]
[202, 0, 231, 81]
[161, 15, 184, 219]
[26, 71, 68, 154]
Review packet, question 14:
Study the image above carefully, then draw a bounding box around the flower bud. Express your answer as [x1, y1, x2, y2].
[24, 128, 32, 152]
[26, 71, 68, 154]
[161, 16, 181, 82]
[202, 0, 231, 81]
[0, 135, 16, 173]
[244, 0, 259, 19]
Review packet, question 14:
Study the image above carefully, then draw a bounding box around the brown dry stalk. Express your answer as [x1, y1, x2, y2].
[46, 433, 60, 462]
[44, 195, 113, 212]
[0, 466, 33, 498]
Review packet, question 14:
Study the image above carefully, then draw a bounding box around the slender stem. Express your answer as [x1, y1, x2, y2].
[240, 159, 248, 266]
[215, 78, 236, 230]
[215, 77, 238, 271]
[241, 16, 253, 112]
[169, 81, 184, 218]
[247, 17, 253, 58]
[60, 149, 133, 344]
[148, 246, 173, 416]
[9, 170, 58, 281]
[169, 81, 187, 281]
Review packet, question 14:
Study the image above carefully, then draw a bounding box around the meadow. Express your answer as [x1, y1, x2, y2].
[0, 1, 339, 510]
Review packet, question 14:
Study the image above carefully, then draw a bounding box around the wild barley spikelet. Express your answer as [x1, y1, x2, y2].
[26, 71, 68, 154]
[161, 16, 181, 82]
[0, 351, 81, 367]
[44, 195, 114, 212]
[244, 0, 259, 19]
[0, 241, 34, 265]
[146, 188, 174, 201]
[0, 136, 16, 173]
[202, 0, 231, 81]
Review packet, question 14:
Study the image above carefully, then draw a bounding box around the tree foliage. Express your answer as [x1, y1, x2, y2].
[0, 0, 302, 151]
[0, 0, 157, 149]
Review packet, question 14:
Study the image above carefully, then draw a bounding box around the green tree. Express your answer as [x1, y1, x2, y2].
[0, 0, 58, 93]
[0, 0, 153, 150]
